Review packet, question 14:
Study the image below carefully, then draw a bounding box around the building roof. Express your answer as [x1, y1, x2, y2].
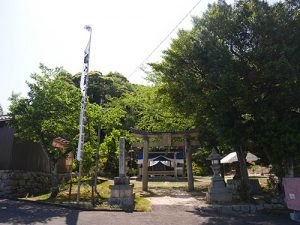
[220, 152, 260, 164]
[0, 115, 10, 122]
[138, 151, 184, 160]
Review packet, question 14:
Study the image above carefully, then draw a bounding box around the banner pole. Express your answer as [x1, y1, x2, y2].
[76, 25, 92, 204]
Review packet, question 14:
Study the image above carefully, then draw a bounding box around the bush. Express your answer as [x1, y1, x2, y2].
[192, 148, 212, 176]
[128, 168, 137, 176]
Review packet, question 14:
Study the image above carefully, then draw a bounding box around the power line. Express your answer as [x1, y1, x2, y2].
[128, 0, 202, 79]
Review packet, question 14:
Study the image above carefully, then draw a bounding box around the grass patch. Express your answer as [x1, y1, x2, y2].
[22, 193, 51, 201]
[22, 180, 152, 211]
[132, 176, 211, 192]
[134, 194, 152, 212]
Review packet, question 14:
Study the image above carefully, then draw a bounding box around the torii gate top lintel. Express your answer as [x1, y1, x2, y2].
[130, 128, 199, 138]
[130, 128, 200, 149]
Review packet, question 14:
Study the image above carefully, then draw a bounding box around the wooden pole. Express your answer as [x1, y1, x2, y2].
[76, 162, 83, 203]
[142, 136, 149, 191]
[185, 135, 194, 191]
[174, 152, 177, 178]
[68, 166, 73, 200]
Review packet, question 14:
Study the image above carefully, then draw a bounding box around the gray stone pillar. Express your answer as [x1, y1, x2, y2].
[185, 135, 194, 191]
[142, 136, 149, 191]
[119, 137, 126, 177]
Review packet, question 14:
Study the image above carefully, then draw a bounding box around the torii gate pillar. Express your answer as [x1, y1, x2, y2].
[142, 136, 149, 191]
[185, 135, 194, 191]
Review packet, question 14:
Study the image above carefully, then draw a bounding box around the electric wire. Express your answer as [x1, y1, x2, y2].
[127, 0, 202, 79]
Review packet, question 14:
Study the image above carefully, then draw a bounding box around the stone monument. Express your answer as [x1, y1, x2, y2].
[206, 148, 232, 203]
[109, 137, 135, 211]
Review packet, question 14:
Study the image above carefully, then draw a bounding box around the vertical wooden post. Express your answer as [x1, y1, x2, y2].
[76, 162, 83, 203]
[174, 152, 177, 178]
[68, 167, 73, 200]
[142, 136, 149, 191]
[185, 135, 194, 191]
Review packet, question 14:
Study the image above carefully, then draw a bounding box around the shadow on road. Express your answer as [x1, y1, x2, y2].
[186, 208, 299, 225]
[0, 199, 79, 225]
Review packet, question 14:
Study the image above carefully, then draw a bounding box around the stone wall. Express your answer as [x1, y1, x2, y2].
[0, 170, 51, 198]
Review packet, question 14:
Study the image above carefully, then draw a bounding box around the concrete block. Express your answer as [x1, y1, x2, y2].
[232, 205, 241, 211]
[240, 205, 250, 213]
[250, 205, 256, 213]
[220, 206, 239, 216]
[256, 204, 264, 211]
[264, 203, 273, 209]
[19, 180, 25, 186]
[207, 190, 232, 203]
[273, 203, 284, 209]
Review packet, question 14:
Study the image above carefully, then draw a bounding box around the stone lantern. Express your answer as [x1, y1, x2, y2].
[206, 148, 232, 203]
[207, 148, 222, 178]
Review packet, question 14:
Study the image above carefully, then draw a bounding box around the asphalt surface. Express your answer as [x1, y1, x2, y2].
[0, 198, 298, 225]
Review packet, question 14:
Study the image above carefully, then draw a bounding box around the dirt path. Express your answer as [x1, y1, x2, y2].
[146, 188, 208, 207]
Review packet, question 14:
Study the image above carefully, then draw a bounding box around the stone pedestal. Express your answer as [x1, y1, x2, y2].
[206, 175, 232, 203]
[109, 176, 135, 211]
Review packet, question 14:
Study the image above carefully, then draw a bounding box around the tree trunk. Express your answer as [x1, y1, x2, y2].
[285, 157, 294, 178]
[262, 145, 272, 162]
[185, 135, 194, 191]
[236, 146, 251, 201]
[50, 160, 59, 198]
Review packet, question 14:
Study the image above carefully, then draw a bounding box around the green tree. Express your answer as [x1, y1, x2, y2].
[72, 71, 134, 104]
[108, 85, 195, 132]
[8, 64, 81, 197]
[100, 128, 133, 176]
[151, 0, 300, 200]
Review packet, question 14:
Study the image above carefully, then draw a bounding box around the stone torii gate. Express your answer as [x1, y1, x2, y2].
[131, 129, 200, 192]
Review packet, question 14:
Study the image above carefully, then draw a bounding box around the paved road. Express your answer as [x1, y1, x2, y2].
[0, 198, 298, 225]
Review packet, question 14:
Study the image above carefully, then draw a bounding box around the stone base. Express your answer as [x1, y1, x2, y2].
[206, 176, 232, 204]
[290, 212, 300, 222]
[114, 176, 130, 185]
[109, 183, 135, 212]
[206, 190, 232, 203]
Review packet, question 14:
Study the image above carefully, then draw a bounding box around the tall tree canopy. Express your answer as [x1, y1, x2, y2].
[72, 71, 134, 104]
[107, 85, 195, 132]
[151, 0, 300, 197]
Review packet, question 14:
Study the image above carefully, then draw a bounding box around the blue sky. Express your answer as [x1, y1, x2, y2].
[0, 0, 278, 112]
